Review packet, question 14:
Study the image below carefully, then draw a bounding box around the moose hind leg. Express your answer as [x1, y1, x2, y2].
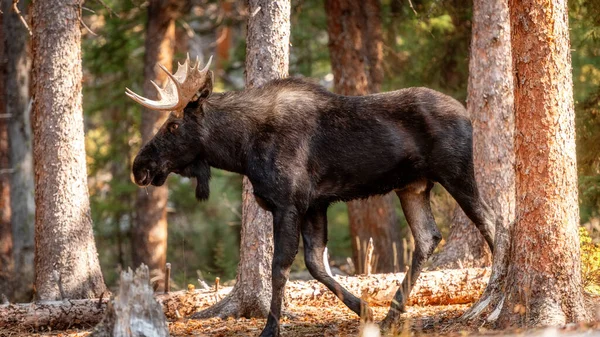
[438, 169, 496, 252]
[302, 207, 369, 318]
[260, 206, 300, 337]
[381, 181, 441, 329]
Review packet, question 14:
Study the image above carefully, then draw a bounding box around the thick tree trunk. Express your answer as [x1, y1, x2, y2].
[192, 0, 290, 319]
[431, 0, 515, 270]
[132, 0, 183, 277]
[0, 12, 13, 298]
[325, 0, 403, 274]
[466, 0, 589, 326]
[498, 0, 587, 325]
[31, 0, 106, 300]
[3, 0, 35, 302]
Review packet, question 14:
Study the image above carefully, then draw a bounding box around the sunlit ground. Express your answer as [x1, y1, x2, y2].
[4, 301, 599, 337]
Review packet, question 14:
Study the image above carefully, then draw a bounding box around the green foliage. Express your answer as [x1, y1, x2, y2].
[380, 0, 471, 100]
[571, 0, 600, 223]
[580, 227, 600, 294]
[166, 170, 242, 284]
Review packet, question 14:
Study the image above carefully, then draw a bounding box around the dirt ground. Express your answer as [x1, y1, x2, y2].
[3, 300, 599, 337]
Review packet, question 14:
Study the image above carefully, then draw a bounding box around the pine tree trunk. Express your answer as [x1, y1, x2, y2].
[325, 0, 403, 274]
[31, 0, 106, 300]
[132, 0, 183, 277]
[0, 12, 13, 298]
[465, 0, 589, 326]
[361, 0, 384, 94]
[496, 0, 587, 325]
[192, 0, 290, 319]
[431, 0, 515, 270]
[3, 0, 35, 302]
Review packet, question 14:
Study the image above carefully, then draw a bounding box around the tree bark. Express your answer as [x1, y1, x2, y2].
[192, 0, 290, 319]
[31, 0, 106, 300]
[361, 0, 384, 94]
[0, 11, 13, 299]
[325, 0, 403, 274]
[132, 0, 183, 277]
[3, 0, 35, 302]
[431, 0, 515, 270]
[465, 0, 589, 326]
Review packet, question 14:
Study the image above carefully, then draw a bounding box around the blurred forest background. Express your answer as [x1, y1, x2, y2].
[4, 0, 599, 291]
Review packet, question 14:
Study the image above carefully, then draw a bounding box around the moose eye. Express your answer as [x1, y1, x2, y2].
[168, 123, 179, 133]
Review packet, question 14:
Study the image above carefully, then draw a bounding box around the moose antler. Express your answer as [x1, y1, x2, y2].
[125, 55, 213, 114]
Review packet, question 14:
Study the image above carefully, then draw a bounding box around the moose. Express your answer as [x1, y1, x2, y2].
[127, 57, 496, 336]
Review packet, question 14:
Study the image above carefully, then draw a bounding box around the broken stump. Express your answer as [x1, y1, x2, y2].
[91, 265, 168, 337]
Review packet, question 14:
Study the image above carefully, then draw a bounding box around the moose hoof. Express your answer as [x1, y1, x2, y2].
[258, 322, 280, 337]
[379, 308, 404, 333]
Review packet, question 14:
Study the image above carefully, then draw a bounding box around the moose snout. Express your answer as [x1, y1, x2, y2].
[132, 156, 158, 186]
[133, 168, 151, 186]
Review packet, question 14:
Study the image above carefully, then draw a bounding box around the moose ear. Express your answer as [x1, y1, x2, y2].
[195, 70, 214, 103]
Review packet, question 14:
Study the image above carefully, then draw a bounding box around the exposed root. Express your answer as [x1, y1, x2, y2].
[189, 286, 269, 320]
[190, 292, 243, 320]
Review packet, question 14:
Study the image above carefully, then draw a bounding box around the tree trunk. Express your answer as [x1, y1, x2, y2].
[132, 0, 183, 278]
[192, 0, 290, 319]
[431, 0, 515, 270]
[361, 0, 384, 94]
[3, 0, 35, 302]
[0, 11, 13, 299]
[31, 0, 106, 300]
[465, 0, 589, 326]
[325, 0, 403, 274]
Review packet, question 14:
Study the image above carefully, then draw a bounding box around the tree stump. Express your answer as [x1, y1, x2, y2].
[91, 265, 168, 337]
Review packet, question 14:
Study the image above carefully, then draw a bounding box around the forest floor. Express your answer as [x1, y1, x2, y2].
[4, 297, 600, 337]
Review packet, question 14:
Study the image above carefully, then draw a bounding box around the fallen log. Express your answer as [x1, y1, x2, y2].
[0, 267, 490, 330]
[158, 267, 491, 319]
[0, 298, 107, 330]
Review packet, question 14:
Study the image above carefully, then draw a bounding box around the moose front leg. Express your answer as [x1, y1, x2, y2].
[259, 206, 300, 337]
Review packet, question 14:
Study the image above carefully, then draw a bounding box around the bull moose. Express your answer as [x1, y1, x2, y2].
[127, 57, 496, 336]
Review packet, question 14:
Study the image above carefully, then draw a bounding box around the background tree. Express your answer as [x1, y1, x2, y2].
[193, 0, 290, 319]
[325, 0, 403, 274]
[132, 0, 185, 277]
[3, 0, 34, 301]
[431, 0, 515, 269]
[31, 0, 106, 300]
[465, 0, 589, 325]
[0, 11, 13, 298]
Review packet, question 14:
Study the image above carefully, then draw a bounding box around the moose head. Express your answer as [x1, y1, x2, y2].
[127, 56, 214, 200]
